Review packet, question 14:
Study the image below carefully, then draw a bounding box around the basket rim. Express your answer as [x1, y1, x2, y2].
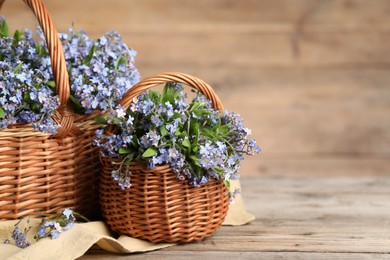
[0, 115, 101, 137]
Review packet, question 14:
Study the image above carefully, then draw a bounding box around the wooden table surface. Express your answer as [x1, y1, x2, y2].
[81, 173, 390, 259]
[1, 1, 390, 259]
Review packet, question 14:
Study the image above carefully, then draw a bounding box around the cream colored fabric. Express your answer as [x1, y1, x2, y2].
[0, 180, 254, 260]
[223, 180, 255, 225]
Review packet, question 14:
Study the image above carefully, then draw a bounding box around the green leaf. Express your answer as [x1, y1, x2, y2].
[119, 147, 132, 155]
[116, 54, 129, 68]
[36, 42, 44, 56]
[189, 101, 200, 112]
[0, 19, 9, 37]
[0, 107, 5, 118]
[161, 83, 175, 104]
[182, 137, 191, 148]
[131, 136, 139, 149]
[31, 102, 38, 112]
[148, 90, 159, 99]
[192, 109, 202, 117]
[192, 145, 199, 153]
[224, 180, 231, 189]
[124, 158, 131, 167]
[211, 121, 221, 132]
[32, 83, 40, 90]
[161, 86, 167, 103]
[173, 112, 182, 120]
[160, 125, 168, 136]
[83, 44, 96, 64]
[13, 63, 23, 73]
[122, 153, 135, 168]
[218, 125, 230, 135]
[47, 81, 56, 89]
[215, 167, 225, 174]
[95, 116, 109, 124]
[69, 95, 84, 111]
[12, 30, 21, 46]
[174, 129, 182, 136]
[191, 123, 200, 145]
[194, 166, 202, 177]
[113, 118, 122, 125]
[142, 147, 158, 158]
[189, 155, 201, 166]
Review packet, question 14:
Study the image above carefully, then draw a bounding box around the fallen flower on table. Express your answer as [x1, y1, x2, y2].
[2, 208, 87, 248]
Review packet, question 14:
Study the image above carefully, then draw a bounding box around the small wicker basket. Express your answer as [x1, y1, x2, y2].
[0, 0, 101, 220]
[99, 72, 230, 243]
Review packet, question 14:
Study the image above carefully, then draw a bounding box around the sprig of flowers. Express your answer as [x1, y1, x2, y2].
[56, 28, 140, 113]
[2, 208, 85, 248]
[94, 83, 261, 199]
[0, 17, 140, 133]
[0, 17, 60, 133]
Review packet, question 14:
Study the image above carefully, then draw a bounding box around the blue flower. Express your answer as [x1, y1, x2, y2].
[123, 135, 133, 144]
[29, 91, 36, 101]
[91, 97, 99, 109]
[166, 120, 179, 135]
[174, 98, 188, 110]
[116, 172, 131, 190]
[146, 130, 160, 147]
[115, 106, 126, 118]
[44, 221, 55, 227]
[158, 148, 169, 163]
[151, 115, 163, 127]
[36, 225, 46, 238]
[164, 101, 174, 118]
[139, 99, 154, 115]
[9, 96, 18, 103]
[63, 208, 73, 220]
[63, 222, 74, 231]
[15, 72, 27, 83]
[50, 230, 61, 240]
[126, 116, 134, 126]
[11, 228, 30, 248]
[140, 135, 151, 148]
[168, 148, 179, 161]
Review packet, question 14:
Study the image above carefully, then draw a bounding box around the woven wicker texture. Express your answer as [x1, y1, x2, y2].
[100, 72, 230, 243]
[0, 0, 101, 220]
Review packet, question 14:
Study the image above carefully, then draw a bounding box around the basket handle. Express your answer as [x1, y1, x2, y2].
[0, 0, 76, 137]
[119, 72, 224, 112]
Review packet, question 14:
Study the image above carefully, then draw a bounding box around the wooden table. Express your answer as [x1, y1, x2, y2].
[81, 173, 390, 259]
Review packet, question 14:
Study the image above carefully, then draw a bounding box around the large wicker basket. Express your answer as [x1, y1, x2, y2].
[99, 72, 230, 243]
[0, 0, 100, 220]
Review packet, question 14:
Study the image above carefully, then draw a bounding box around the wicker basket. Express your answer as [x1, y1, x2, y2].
[99, 72, 230, 243]
[0, 0, 101, 220]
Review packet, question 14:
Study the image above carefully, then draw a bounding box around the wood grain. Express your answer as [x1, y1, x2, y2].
[216, 69, 390, 157]
[4, 0, 390, 33]
[81, 176, 390, 258]
[243, 155, 390, 177]
[81, 252, 390, 260]
[3, 0, 390, 69]
[2, 0, 389, 163]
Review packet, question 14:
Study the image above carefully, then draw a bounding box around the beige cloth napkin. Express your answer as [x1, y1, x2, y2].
[0, 180, 254, 260]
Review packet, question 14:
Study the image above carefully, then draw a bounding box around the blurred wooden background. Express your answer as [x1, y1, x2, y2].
[2, 0, 390, 177]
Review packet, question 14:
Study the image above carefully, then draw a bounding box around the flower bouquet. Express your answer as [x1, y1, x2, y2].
[96, 72, 260, 243]
[0, 0, 139, 220]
